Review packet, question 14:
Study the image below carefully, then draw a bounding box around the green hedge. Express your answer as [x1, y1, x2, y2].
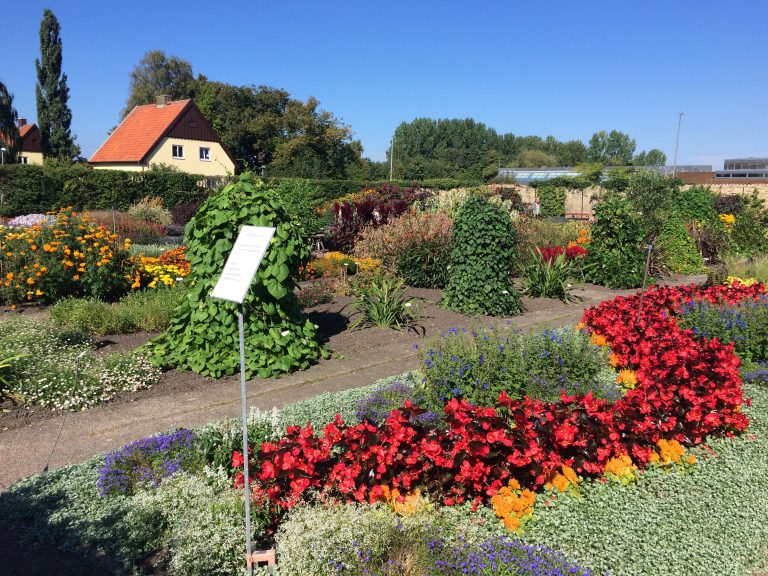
[0, 165, 482, 217]
[264, 177, 483, 206]
[0, 164, 210, 216]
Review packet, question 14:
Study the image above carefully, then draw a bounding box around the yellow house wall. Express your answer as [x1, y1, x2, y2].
[92, 163, 146, 172]
[20, 151, 44, 165]
[146, 137, 235, 176]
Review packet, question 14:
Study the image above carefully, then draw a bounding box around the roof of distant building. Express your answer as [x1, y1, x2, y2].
[90, 98, 195, 163]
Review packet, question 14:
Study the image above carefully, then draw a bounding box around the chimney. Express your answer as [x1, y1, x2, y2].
[155, 95, 170, 108]
[17, 118, 27, 128]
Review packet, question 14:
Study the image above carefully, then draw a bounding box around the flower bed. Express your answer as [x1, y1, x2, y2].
[244, 283, 762, 527]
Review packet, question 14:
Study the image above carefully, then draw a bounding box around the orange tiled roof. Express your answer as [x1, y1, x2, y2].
[19, 124, 34, 138]
[90, 99, 192, 163]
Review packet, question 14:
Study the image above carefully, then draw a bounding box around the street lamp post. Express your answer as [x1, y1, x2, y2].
[671, 112, 684, 177]
[0, 146, 6, 166]
[389, 137, 395, 181]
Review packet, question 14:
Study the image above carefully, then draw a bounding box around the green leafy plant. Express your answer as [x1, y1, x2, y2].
[127, 196, 172, 226]
[537, 185, 567, 218]
[347, 274, 421, 330]
[0, 352, 27, 401]
[442, 195, 523, 316]
[418, 326, 619, 407]
[522, 249, 578, 302]
[49, 286, 187, 335]
[655, 216, 705, 274]
[147, 174, 324, 378]
[583, 192, 646, 289]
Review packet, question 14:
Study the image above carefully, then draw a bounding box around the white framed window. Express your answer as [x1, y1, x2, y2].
[19, 156, 28, 164]
[172, 144, 184, 159]
[199, 147, 210, 161]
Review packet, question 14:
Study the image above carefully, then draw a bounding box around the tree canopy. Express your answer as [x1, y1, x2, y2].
[35, 8, 79, 160]
[122, 50, 195, 117]
[190, 78, 362, 178]
[0, 81, 19, 162]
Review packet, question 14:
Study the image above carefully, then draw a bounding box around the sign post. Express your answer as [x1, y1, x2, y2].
[211, 225, 276, 572]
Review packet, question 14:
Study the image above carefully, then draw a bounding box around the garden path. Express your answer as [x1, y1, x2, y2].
[0, 276, 705, 492]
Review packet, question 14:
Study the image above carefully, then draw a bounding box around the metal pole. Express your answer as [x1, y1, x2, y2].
[636, 244, 653, 323]
[389, 137, 394, 181]
[671, 112, 684, 177]
[238, 304, 252, 572]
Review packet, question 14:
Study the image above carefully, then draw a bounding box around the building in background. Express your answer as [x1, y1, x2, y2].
[90, 96, 236, 176]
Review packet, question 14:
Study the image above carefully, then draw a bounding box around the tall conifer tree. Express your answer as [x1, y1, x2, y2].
[35, 9, 79, 159]
[0, 81, 20, 162]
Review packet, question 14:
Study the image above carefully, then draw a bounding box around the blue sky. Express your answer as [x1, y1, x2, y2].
[4, 1, 767, 166]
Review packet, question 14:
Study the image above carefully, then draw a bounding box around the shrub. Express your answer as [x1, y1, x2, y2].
[327, 184, 434, 252]
[0, 207, 133, 304]
[442, 196, 522, 316]
[672, 185, 717, 222]
[347, 274, 420, 330]
[50, 286, 187, 335]
[97, 429, 201, 496]
[295, 280, 335, 308]
[584, 192, 646, 288]
[537, 185, 567, 218]
[655, 216, 705, 274]
[355, 209, 453, 288]
[730, 206, 768, 256]
[713, 193, 744, 215]
[272, 179, 330, 244]
[418, 326, 619, 407]
[170, 201, 202, 225]
[87, 210, 166, 244]
[147, 173, 324, 378]
[127, 196, 172, 226]
[677, 296, 768, 363]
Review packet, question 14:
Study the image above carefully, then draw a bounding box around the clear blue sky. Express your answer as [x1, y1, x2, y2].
[4, 0, 767, 166]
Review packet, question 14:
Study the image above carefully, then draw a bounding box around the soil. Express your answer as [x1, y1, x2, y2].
[0, 287, 576, 433]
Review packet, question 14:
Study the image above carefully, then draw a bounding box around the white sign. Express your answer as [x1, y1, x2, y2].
[211, 225, 276, 304]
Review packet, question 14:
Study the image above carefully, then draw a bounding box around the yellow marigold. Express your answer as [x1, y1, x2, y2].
[727, 275, 758, 287]
[616, 369, 637, 389]
[590, 333, 608, 347]
[657, 438, 685, 465]
[491, 478, 536, 535]
[544, 466, 579, 493]
[603, 454, 637, 482]
[719, 213, 735, 233]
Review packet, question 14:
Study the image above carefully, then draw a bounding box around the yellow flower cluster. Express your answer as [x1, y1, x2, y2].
[719, 213, 735, 234]
[491, 478, 537, 534]
[544, 465, 580, 493]
[590, 332, 608, 347]
[727, 275, 758, 287]
[603, 454, 637, 484]
[575, 227, 591, 245]
[130, 255, 189, 290]
[0, 208, 131, 303]
[647, 438, 696, 466]
[378, 485, 428, 516]
[312, 251, 382, 278]
[616, 369, 637, 389]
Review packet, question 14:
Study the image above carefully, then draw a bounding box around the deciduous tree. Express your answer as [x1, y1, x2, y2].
[122, 50, 195, 117]
[0, 81, 19, 162]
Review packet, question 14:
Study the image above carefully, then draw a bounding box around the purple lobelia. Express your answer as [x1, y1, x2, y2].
[97, 429, 199, 497]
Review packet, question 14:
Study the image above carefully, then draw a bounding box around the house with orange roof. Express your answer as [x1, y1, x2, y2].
[90, 96, 236, 176]
[0, 119, 44, 165]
